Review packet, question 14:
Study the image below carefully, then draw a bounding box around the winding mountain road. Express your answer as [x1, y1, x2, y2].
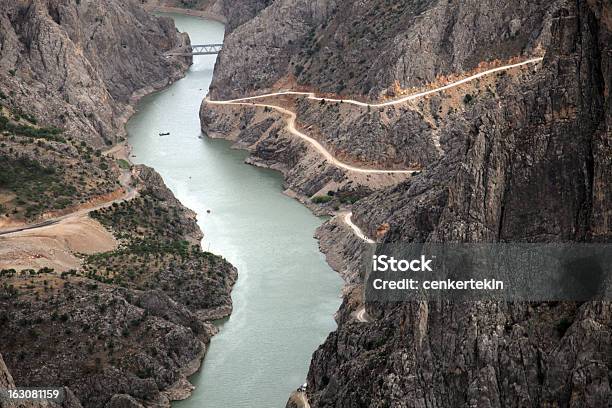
[210, 58, 543, 107]
[207, 57, 542, 175]
[210, 58, 544, 241]
[355, 307, 371, 323]
[343, 212, 375, 244]
[2, 59, 543, 241]
[206, 99, 418, 175]
[0, 170, 137, 237]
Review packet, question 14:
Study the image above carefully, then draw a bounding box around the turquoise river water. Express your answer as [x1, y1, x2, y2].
[127, 13, 343, 408]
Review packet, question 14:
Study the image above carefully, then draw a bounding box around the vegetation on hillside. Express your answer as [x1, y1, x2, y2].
[88, 189, 234, 311]
[0, 109, 118, 220]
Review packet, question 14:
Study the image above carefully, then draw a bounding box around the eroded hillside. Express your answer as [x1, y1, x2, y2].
[0, 2, 237, 406]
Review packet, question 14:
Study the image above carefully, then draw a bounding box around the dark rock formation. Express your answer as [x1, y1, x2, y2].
[305, 1, 612, 407]
[294, 98, 440, 169]
[0, 282, 206, 408]
[104, 394, 144, 408]
[219, 0, 273, 32]
[1, 353, 82, 408]
[202, 0, 611, 406]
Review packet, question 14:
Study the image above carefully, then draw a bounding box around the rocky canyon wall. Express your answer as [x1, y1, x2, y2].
[0, 0, 191, 147]
[209, 0, 564, 99]
[202, 0, 612, 406]
[307, 1, 612, 406]
[0, 2, 238, 407]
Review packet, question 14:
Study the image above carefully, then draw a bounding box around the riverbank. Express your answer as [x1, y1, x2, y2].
[0, 7, 238, 407]
[106, 14, 235, 405]
[127, 13, 343, 408]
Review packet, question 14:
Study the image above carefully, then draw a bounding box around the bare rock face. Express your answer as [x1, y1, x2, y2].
[104, 394, 144, 408]
[136, 165, 204, 244]
[290, 0, 561, 97]
[209, 0, 335, 99]
[201, 0, 611, 405]
[0, 0, 190, 147]
[0, 282, 207, 408]
[304, 1, 612, 407]
[208, 0, 564, 99]
[219, 0, 273, 32]
[294, 98, 440, 169]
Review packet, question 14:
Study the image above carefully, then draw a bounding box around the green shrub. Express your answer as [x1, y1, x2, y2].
[312, 195, 332, 204]
[0, 113, 64, 142]
[116, 159, 131, 170]
[339, 195, 360, 204]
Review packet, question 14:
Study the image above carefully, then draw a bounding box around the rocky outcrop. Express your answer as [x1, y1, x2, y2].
[104, 394, 144, 408]
[294, 98, 440, 169]
[0, 161, 237, 407]
[0, 281, 207, 408]
[89, 164, 238, 323]
[208, 0, 564, 100]
[305, 1, 612, 407]
[208, 0, 333, 99]
[0, 0, 190, 147]
[219, 0, 272, 32]
[201, 0, 611, 406]
[135, 165, 204, 244]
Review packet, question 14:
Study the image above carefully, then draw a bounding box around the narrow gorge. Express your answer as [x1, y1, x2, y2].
[1, 0, 610, 407]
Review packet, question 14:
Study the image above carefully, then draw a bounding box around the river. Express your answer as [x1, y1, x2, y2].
[127, 14, 343, 408]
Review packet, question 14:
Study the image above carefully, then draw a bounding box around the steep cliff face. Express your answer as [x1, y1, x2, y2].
[0, 281, 209, 408]
[208, 0, 564, 100]
[0, 162, 237, 407]
[208, 0, 335, 99]
[306, 1, 612, 406]
[0, 0, 190, 147]
[201, 0, 611, 406]
[219, 0, 272, 31]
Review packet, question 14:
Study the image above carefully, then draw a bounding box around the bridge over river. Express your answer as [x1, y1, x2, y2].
[165, 43, 223, 56]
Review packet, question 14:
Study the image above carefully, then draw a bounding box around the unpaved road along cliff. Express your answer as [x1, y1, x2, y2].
[200, 0, 612, 407]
